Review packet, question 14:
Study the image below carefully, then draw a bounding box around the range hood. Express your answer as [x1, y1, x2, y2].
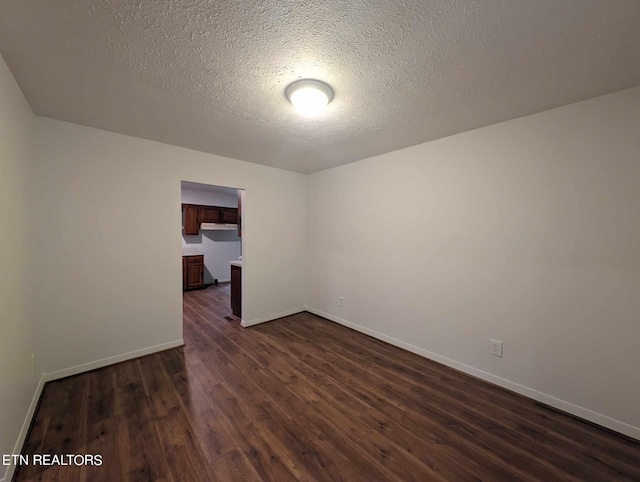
[200, 223, 238, 231]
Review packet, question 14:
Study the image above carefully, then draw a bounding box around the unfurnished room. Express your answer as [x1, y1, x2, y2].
[1, 1, 640, 481]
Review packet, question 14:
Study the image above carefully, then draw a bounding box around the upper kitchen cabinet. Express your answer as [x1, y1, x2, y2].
[182, 204, 200, 235]
[182, 203, 239, 234]
[200, 206, 222, 223]
[200, 205, 238, 224]
[221, 207, 238, 224]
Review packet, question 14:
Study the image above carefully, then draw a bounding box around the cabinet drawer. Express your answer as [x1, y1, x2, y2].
[184, 255, 204, 264]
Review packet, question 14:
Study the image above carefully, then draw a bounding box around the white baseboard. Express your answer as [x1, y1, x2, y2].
[1, 373, 46, 482]
[304, 306, 640, 441]
[241, 308, 305, 328]
[43, 339, 184, 383]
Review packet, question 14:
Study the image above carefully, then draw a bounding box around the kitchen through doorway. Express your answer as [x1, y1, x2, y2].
[181, 180, 244, 323]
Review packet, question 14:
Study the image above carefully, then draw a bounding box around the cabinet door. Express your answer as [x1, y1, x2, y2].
[200, 206, 221, 223]
[187, 262, 204, 289]
[230, 265, 242, 317]
[183, 204, 200, 235]
[221, 207, 238, 224]
[182, 257, 187, 291]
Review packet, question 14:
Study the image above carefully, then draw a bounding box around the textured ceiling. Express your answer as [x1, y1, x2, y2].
[1, 1, 639, 173]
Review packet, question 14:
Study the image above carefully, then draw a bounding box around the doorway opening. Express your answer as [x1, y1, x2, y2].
[181, 180, 244, 326]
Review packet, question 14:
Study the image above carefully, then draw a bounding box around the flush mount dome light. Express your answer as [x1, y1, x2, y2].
[285, 79, 333, 116]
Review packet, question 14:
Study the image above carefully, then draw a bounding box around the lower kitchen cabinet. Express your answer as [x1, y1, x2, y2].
[230, 264, 241, 318]
[183, 255, 204, 290]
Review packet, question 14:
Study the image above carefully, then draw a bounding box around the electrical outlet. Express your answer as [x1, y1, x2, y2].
[490, 340, 503, 357]
[31, 353, 35, 374]
[338, 296, 344, 307]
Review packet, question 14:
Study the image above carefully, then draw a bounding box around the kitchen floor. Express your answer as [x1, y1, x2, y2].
[14, 287, 640, 481]
[184, 282, 234, 322]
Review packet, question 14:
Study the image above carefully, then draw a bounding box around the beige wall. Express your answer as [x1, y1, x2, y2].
[307, 86, 640, 438]
[0, 55, 41, 481]
[34, 116, 307, 375]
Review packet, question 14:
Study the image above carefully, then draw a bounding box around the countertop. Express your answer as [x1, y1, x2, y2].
[229, 260, 243, 268]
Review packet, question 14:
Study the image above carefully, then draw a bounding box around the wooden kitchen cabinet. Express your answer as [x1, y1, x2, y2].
[230, 264, 241, 318]
[183, 255, 204, 290]
[201, 206, 238, 224]
[182, 203, 238, 233]
[200, 206, 222, 223]
[221, 207, 238, 224]
[182, 257, 187, 288]
[182, 204, 200, 235]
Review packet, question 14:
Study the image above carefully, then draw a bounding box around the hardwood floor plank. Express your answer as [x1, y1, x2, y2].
[188, 311, 398, 481]
[262, 319, 540, 481]
[118, 377, 175, 482]
[210, 316, 480, 481]
[277, 318, 631, 481]
[287, 315, 640, 479]
[82, 416, 125, 482]
[191, 328, 384, 481]
[137, 355, 219, 482]
[157, 351, 264, 481]
[15, 283, 640, 482]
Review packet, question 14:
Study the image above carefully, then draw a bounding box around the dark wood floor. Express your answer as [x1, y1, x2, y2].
[15, 284, 640, 481]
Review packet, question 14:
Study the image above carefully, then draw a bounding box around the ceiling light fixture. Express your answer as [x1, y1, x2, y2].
[285, 79, 334, 116]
